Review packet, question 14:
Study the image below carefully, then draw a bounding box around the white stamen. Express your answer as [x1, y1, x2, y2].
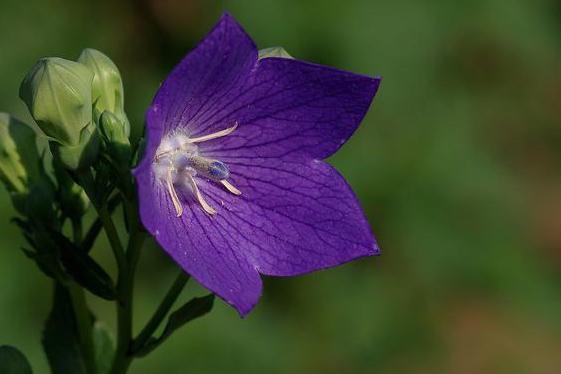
[166, 169, 183, 217]
[154, 124, 241, 217]
[186, 174, 217, 215]
[221, 180, 241, 196]
[187, 123, 238, 143]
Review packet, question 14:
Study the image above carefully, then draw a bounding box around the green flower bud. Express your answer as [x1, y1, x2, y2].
[0, 113, 56, 220]
[100, 111, 131, 165]
[19, 57, 94, 146]
[19, 57, 99, 170]
[50, 121, 99, 170]
[258, 47, 293, 60]
[78, 48, 130, 136]
[0, 113, 39, 194]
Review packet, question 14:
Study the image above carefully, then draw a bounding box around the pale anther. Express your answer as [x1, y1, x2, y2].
[221, 180, 241, 195]
[186, 175, 217, 215]
[187, 122, 238, 143]
[166, 169, 183, 217]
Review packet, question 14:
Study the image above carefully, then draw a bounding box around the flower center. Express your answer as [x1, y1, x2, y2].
[153, 124, 240, 217]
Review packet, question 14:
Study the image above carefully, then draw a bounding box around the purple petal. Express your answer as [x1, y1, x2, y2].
[150, 13, 257, 137]
[204, 157, 379, 276]
[135, 166, 263, 316]
[200, 58, 380, 160]
[146, 13, 380, 163]
[135, 155, 377, 315]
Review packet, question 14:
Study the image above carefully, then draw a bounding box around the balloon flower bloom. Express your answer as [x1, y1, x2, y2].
[134, 13, 381, 316]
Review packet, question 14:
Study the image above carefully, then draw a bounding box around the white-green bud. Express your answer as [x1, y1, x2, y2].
[100, 111, 130, 165]
[19, 57, 94, 146]
[78, 48, 130, 136]
[258, 47, 293, 60]
[100, 111, 128, 145]
[0, 113, 40, 194]
[19, 57, 99, 170]
[0, 113, 55, 219]
[49, 121, 99, 170]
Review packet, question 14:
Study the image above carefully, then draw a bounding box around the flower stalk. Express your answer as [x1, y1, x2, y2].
[110, 200, 146, 374]
[67, 219, 97, 374]
[132, 272, 190, 354]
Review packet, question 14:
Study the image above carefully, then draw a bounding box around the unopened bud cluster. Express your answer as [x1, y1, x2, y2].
[0, 113, 55, 220]
[0, 48, 132, 226]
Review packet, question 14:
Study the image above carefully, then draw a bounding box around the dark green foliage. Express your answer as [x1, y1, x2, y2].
[134, 295, 215, 357]
[0, 346, 33, 374]
[49, 230, 116, 300]
[93, 322, 115, 374]
[42, 285, 88, 374]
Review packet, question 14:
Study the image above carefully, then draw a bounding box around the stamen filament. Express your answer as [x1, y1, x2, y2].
[155, 151, 171, 161]
[186, 175, 217, 215]
[166, 169, 183, 217]
[221, 180, 242, 195]
[187, 123, 238, 143]
[155, 123, 242, 217]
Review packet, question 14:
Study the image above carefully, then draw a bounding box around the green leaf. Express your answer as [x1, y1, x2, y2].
[19, 247, 57, 279]
[19, 228, 64, 282]
[11, 217, 31, 233]
[48, 229, 116, 300]
[161, 294, 215, 338]
[134, 294, 214, 357]
[93, 322, 114, 374]
[0, 346, 33, 374]
[42, 284, 88, 374]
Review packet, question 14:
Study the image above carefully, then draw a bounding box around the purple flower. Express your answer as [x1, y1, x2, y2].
[134, 14, 381, 316]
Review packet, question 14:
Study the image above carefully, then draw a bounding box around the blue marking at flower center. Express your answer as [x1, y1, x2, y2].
[208, 160, 229, 180]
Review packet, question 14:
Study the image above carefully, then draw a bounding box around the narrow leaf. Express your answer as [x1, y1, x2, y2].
[14, 219, 59, 279]
[161, 294, 215, 339]
[134, 294, 214, 357]
[10, 217, 31, 233]
[0, 346, 33, 374]
[82, 194, 121, 253]
[42, 284, 88, 374]
[93, 322, 114, 374]
[49, 230, 116, 300]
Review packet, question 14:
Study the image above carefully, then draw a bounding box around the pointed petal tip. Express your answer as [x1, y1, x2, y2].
[235, 301, 258, 319]
[222, 287, 261, 319]
[216, 11, 246, 35]
[371, 241, 382, 256]
[368, 75, 382, 99]
[219, 11, 235, 21]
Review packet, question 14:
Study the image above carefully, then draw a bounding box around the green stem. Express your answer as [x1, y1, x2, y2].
[68, 218, 96, 373]
[72, 219, 83, 245]
[75, 169, 132, 373]
[68, 282, 96, 374]
[98, 205, 127, 273]
[132, 272, 190, 354]
[76, 169, 127, 272]
[110, 200, 146, 374]
[82, 194, 122, 253]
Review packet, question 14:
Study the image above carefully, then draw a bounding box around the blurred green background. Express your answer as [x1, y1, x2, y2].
[2, 0, 561, 373]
